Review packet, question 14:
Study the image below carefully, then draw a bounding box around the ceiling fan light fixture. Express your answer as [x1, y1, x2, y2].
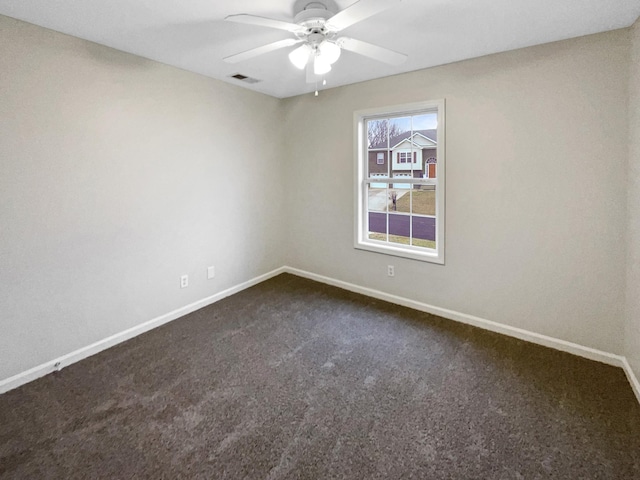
[289, 44, 311, 69]
[313, 54, 332, 75]
[318, 40, 341, 65]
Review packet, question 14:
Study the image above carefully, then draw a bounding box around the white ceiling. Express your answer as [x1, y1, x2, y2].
[1, 0, 639, 98]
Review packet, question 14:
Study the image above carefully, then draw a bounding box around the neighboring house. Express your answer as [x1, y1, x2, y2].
[368, 129, 437, 188]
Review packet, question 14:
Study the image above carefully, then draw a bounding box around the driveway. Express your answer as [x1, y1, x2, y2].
[368, 188, 409, 211]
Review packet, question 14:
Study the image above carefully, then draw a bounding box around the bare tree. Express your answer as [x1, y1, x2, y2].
[367, 119, 404, 148]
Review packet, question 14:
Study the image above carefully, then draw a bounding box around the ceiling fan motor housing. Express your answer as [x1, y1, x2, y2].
[294, 2, 336, 36]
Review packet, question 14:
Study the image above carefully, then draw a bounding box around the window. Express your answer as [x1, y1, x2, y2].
[397, 152, 416, 163]
[354, 100, 445, 264]
[377, 152, 385, 165]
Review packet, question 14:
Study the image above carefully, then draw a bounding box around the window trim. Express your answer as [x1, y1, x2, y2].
[354, 99, 445, 264]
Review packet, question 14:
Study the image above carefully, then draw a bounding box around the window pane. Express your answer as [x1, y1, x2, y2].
[388, 213, 411, 245]
[410, 113, 437, 178]
[410, 186, 436, 216]
[411, 215, 436, 250]
[391, 189, 410, 214]
[385, 213, 409, 245]
[367, 183, 388, 213]
[387, 116, 412, 196]
[367, 118, 389, 178]
[367, 149, 388, 178]
[367, 118, 389, 149]
[368, 213, 388, 241]
[412, 113, 438, 131]
[389, 116, 411, 141]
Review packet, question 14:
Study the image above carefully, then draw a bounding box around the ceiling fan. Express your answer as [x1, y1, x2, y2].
[223, 0, 407, 84]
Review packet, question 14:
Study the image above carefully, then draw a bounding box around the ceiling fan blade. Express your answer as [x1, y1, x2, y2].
[225, 14, 305, 34]
[224, 38, 300, 63]
[326, 0, 401, 32]
[337, 37, 407, 65]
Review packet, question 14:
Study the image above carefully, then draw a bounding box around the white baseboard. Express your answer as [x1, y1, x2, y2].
[621, 358, 640, 405]
[283, 267, 626, 368]
[3, 264, 638, 407]
[0, 267, 286, 395]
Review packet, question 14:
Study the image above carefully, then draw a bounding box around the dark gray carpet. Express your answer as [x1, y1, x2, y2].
[1, 273, 639, 479]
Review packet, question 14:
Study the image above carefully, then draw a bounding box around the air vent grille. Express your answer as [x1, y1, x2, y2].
[230, 73, 261, 84]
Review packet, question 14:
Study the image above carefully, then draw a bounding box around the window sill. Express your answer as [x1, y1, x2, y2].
[355, 239, 444, 264]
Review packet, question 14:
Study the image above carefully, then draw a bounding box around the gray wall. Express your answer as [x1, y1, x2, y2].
[0, 16, 286, 381]
[282, 30, 630, 355]
[626, 18, 640, 384]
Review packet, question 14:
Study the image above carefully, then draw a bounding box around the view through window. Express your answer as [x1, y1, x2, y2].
[355, 100, 445, 264]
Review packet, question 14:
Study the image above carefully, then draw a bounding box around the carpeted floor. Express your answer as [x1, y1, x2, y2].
[1, 273, 639, 479]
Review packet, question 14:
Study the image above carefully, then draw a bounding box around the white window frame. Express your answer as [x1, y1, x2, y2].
[376, 152, 385, 164]
[354, 99, 445, 264]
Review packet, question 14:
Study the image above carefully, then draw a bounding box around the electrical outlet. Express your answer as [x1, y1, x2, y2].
[180, 274, 189, 288]
[207, 266, 215, 279]
[388, 265, 395, 277]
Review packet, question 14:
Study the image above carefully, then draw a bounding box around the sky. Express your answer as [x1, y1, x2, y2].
[367, 113, 438, 147]
[390, 113, 437, 131]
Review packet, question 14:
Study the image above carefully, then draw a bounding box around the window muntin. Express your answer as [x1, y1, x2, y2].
[355, 100, 445, 264]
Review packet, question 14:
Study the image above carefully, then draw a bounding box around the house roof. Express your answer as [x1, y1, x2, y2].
[370, 130, 437, 150]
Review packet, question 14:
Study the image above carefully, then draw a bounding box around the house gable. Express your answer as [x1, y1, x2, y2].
[391, 134, 436, 150]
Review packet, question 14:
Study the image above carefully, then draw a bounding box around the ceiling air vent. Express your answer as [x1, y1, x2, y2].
[229, 73, 261, 84]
